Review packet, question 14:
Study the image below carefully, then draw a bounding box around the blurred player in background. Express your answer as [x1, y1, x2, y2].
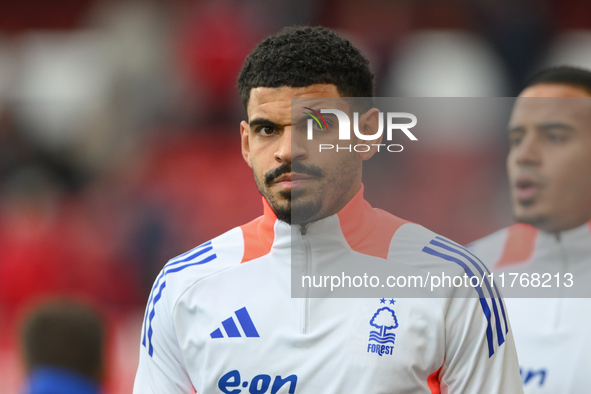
[134, 25, 522, 393]
[20, 299, 105, 394]
[469, 66, 591, 393]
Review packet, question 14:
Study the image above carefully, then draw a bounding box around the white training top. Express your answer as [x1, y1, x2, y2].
[134, 187, 522, 393]
[469, 221, 591, 393]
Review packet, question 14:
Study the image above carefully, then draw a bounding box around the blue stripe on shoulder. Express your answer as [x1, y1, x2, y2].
[432, 237, 508, 345]
[422, 236, 508, 358]
[141, 242, 217, 357]
[168, 241, 213, 264]
[435, 237, 510, 338]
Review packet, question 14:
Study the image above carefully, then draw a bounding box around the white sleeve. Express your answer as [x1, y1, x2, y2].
[133, 271, 195, 393]
[440, 294, 523, 394]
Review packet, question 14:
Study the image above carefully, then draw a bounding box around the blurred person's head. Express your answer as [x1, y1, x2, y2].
[21, 299, 105, 393]
[237, 26, 381, 225]
[507, 66, 591, 232]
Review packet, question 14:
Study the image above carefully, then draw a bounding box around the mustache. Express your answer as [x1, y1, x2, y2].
[264, 163, 325, 187]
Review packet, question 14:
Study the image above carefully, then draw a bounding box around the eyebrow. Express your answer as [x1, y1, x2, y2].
[537, 122, 575, 131]
[508, 122, 575, 134]
[249, 118, 280, 128]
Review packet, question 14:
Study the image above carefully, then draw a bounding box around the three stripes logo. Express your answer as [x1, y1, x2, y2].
[210, 307, 260, 339]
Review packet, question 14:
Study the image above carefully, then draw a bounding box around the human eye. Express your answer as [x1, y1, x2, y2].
[508, 131, 523, 146]
[301, 116, 327, 133]
[545, 130, 568, 143]
[312, 120, 325, 131]
[321, 115, 337, 131]
[256, 126, 277, 136]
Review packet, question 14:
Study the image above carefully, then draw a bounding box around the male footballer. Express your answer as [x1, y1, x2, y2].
[470, 66, 591, 393]
[134, 26, 522, 393]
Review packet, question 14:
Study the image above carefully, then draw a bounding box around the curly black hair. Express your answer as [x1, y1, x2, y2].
[238, 25, 374, 111]
[524, 66, 591, 95]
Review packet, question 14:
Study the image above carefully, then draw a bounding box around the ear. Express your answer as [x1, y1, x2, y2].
[356, 108, 383, 160]
[240, 120, 253, 168]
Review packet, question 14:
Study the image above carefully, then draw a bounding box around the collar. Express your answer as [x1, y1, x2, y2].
[335, 184, 382, 249]
[258, 184, 407, 259]
[537, 219, 591, 249]
[497, 220, 591, 268]
[260, 185, 373, 244]
[25, 367, 101, 394]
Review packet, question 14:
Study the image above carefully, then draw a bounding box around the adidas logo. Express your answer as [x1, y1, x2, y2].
[210, 307, 260, 338]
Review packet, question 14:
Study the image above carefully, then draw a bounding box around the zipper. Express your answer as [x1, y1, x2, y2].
[555, 232, 568, 296]
[554, 232, 568, 328]
[300, 224, 311, 334]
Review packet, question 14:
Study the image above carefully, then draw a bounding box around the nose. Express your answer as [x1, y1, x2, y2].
[275, 125, 308, 164]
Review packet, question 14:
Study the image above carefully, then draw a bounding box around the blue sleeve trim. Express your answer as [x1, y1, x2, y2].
[422, 236, 509, 358]
[142, 241, 217, 357]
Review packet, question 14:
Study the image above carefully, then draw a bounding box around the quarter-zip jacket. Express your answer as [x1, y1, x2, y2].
[469, 222, 591, 393]
[134, 187, 522, 393]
